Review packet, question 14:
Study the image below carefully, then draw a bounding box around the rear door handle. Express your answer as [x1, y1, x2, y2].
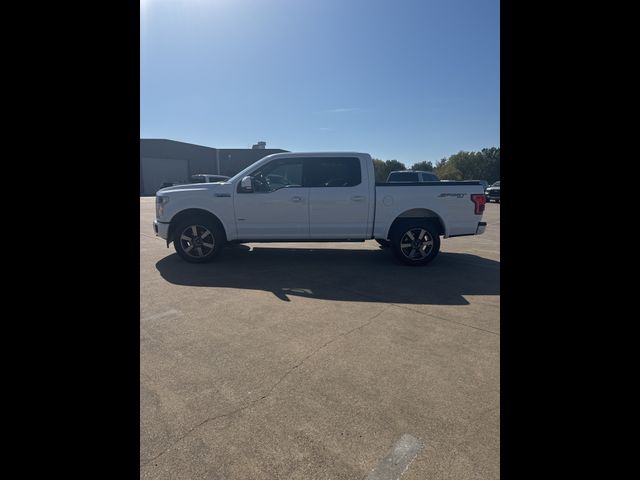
[351, 195, 365, 201]
[291, 196, 303, 202]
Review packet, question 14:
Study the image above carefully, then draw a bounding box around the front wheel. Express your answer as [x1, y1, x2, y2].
[173, 217, 224, 263]
[391, 224, 440, 266]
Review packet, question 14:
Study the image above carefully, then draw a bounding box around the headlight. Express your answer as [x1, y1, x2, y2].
[156, 195, 169, 217]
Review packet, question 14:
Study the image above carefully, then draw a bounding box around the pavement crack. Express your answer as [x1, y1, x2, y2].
[259, 304, 393, 398]
[391, 303, 499, 336]
[140, 305, 392, 469]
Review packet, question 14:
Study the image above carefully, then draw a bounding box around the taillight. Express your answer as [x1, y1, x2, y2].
[470, 194, 486, 214]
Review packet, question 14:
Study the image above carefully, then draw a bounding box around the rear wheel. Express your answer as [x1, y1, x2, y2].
[173, 217, 224, 263]
[391, 224, 440, 266]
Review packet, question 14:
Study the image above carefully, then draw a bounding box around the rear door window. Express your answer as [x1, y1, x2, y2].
[304, 157, 361, 187]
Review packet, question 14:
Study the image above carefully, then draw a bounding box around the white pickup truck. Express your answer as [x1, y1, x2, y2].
[153, 152, 487, 266]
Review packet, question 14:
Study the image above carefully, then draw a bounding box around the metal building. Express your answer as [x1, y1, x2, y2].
[140, 139, 287, 195]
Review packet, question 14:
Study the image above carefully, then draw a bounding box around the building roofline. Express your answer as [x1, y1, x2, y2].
[140, 139, 288, 152]
[140, 138, 216, 149]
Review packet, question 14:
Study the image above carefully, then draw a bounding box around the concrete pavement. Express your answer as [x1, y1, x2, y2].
[140, 198, 500, 479]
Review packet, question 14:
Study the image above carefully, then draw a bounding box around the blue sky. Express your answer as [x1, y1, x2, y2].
[140, 0, 499, 166]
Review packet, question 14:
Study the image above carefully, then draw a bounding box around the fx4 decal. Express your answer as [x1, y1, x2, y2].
[438, 193, 466, 198]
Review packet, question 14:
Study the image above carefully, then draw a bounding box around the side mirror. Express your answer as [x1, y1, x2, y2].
[240, 175, 254, 193]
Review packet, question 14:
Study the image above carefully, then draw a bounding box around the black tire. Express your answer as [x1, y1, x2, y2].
[173, 216, 225, 263]
[390, 223, 440, 266]
[376, 239, 391, 248]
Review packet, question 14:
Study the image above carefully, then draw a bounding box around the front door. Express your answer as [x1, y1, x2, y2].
[234, 157, 309, 239]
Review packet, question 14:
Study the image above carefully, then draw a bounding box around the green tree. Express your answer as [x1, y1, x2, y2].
[434, 148, 500, 183]
[448, 151, 484, 180]
[410, 161, 434, 171]
[385, 159, 405, 172]
[436, 162, 463, 180]
[480, 147, 500, 183]
[372, 158, 388, 182]
[372, 158, 407, 182]
[376, 148, 499, 183]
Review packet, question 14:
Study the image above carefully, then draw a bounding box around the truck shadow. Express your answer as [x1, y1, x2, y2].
[155, 246, 500, 306]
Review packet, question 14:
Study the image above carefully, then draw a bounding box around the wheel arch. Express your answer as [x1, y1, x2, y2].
[167, 208, 228, 245]
[386, 208, 447, 239]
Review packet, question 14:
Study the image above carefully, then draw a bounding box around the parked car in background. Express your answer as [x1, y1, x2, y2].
[191, 174, 231, 183]
[486, 181, 500, 202]
[386, 170, 439, 182]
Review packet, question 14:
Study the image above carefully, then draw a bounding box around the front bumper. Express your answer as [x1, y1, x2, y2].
[154, 220, 170, 240]
[476, 222, 487, 235]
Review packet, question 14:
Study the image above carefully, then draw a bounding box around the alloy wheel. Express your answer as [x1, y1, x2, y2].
[399, 228, 434, 260]
[179, 224, 215, 258]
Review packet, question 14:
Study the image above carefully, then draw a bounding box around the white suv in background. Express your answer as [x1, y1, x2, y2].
[191, 174, 230, 183]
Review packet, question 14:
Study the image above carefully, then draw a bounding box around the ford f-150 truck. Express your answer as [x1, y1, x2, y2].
[153, 152, 487, 266]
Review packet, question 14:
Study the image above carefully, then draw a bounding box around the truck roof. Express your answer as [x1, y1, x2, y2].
[264, 151, 370, 158]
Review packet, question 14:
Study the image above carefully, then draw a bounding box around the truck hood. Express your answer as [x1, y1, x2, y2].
[157, 182, 231, 196]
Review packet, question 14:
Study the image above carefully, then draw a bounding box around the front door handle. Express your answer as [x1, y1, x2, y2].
[291, 196, 303, 202]
[351, 195, 365, 201]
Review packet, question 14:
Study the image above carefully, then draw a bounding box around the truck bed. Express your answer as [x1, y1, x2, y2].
[372, 181, 485, 239]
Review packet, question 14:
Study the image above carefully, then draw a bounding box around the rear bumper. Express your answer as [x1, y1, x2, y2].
[476, 222, 487, 235]
[154, 220, 170, 240]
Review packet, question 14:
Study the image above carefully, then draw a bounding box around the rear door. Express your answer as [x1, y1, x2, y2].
[306, 156, 370, 239]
